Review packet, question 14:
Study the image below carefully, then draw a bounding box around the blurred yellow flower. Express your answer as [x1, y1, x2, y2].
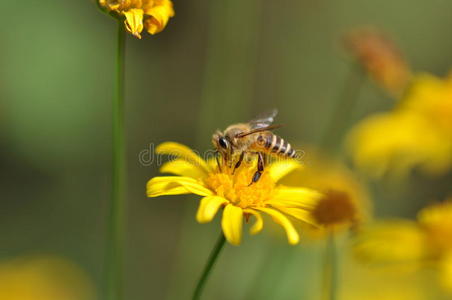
[339, 256, 429, 300]
[354, 220, 428, 265]
[353, 198, 452, 293]
[344, 28, 412, 96]
[418, 201, 452, 255]
[98, 0, 175, 38]
[401, 73, 452, 135]
[281, 150, 370, 238]
[0, 256, 96, 300]
[343, 282, 425, 300]
[147, 142, 322, 245]
[347, 73, 452, 178]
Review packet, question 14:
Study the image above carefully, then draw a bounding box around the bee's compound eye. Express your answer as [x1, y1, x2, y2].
[218, 137, 228, 149]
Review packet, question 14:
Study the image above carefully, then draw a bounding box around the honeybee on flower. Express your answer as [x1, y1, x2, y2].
[212, 110, 297, 185]
[147, 142, 322, 245]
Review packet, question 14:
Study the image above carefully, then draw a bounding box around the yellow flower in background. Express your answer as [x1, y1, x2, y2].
[401, 73, 452, 135]
[343, 281, 426, 300]
[343, 28, 412, 97]
[354, 220, 428, 265]
[348, 112, 450, 177]
[147, 142, 322, 245]
[98, 0, 175, 38]
[339, 255, 430, 300]
[281, 149, 370, 238]
[418, 201, 452, 255]
[0, 256, 96, 300]
[353, 198, 452, 293]
[347, 73, 452, 178]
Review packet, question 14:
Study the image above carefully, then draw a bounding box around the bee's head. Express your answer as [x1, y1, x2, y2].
[212, 130, 231, 158]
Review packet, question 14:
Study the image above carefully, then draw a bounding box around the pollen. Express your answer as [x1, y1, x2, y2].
[205, 164, 275, 209]
[311, 190, 357, 226]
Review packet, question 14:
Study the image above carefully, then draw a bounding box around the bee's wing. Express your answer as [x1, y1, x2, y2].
[249, 109, 278, 129]
[236, 124, 283, 138]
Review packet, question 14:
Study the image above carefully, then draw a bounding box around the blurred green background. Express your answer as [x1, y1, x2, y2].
[1, 0, 452, 299]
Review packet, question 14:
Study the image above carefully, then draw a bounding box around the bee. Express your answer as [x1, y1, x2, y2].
[212, 109, 297, 184]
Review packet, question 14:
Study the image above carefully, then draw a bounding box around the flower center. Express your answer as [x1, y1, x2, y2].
[205, 164, 275, 209]
[311, 190, 357, 226]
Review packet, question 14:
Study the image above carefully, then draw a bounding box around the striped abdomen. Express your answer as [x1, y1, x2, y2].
[256, 134, 296, 158]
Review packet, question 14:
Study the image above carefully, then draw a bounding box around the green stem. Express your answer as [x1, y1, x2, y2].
[192, 232, 227, 300]
[323, 233, 338, 300]
[106, 20, 126, 300]
[321, 63, 364, 153]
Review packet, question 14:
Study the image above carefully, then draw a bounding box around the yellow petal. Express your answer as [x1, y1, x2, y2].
[123, 9, 144, 39]
[156, 142, 210, 174]
[439, 252, 452, 292]
[160, 159, 208, 179]
[273, 206, 317, 226]
[257, 207, 300, 245]
[221, 204, 243, 245]
[347, 111, 451, 177]
[353, 220, 427, 263]
[98, 0, 107, 8]
[244, 209, 264, 235]
[147, 176, 213, 197]
[196, 196, 227, 223]
[270, 186, 322, 209]
[267, 160, 302, 183]
[144, 0, 175, 35]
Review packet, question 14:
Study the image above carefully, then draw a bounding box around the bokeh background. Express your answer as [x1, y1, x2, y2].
[1, 0, 452, 299]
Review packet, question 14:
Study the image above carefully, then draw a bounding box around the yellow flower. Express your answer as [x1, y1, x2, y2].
[347, 73, 452, 178]
[353, 220, 428, 265]
[343, 281, 426, 300]
[343, 27, 412, 96]
[281, 149, 370, 237]
[401, 73, 452, 135]
[146, 142, 322, 245]
[418, 201, 452, 255]
[348, 112, 450, 177]
[0, 256, 96, 300]
[353, 198, 452, 293]
[339, 259, 429, 300]
[98, 0, 175, 38]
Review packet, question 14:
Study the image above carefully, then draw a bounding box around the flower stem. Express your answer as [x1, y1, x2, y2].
[192, 232, 226, 300]
[106, 20, 126, 300]
[321, 63, 364, 152]
[323, 232, 338, 300]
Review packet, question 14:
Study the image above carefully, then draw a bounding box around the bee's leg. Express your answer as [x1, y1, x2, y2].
[215, 151, 222, 172]
[249, 152, 264, 185]
[227, 147, 234, 168]
[232, 151, 245, 174]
